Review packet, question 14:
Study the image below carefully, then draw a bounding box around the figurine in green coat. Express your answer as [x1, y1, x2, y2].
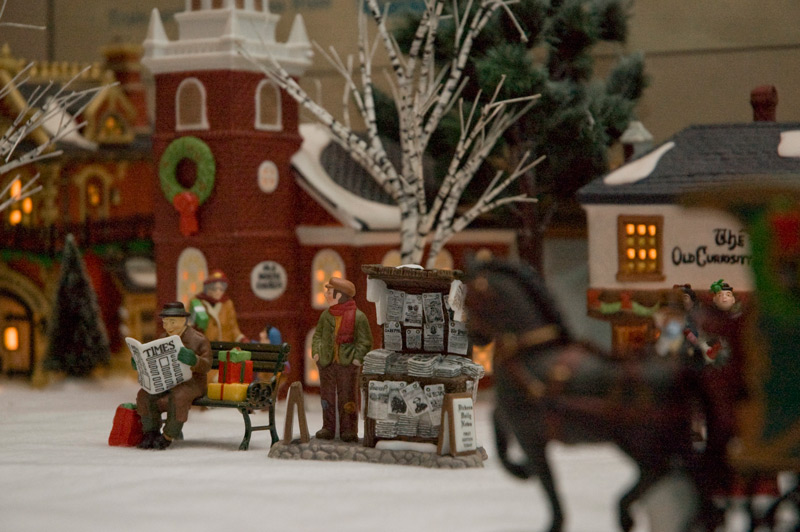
[312, 277, 373, 442]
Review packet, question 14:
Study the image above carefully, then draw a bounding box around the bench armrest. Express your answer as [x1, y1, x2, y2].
[246, 381, 273, 409]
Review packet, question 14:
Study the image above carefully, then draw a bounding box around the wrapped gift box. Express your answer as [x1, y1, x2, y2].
[218, 348, 251, 363]
[219, 360, 254, 384]
[108, 402, 143, 447]
[207, 382, 249, 402]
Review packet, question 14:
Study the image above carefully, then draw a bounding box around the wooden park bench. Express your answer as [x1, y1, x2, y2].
[192, 341, 290, 450]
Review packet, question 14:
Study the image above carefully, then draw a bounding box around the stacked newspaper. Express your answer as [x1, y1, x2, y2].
[418, 416, 439, 438]
[396, 414, 420, 437]
[407, 354, 439, 377]
[375, 419, 398, 438]
[386, 352, 409, 374]
[362, 348, 394, 374]
[443, 355, 486, 379]
[433, 357, 462, 378]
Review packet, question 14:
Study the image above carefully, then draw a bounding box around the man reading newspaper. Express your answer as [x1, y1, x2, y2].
[132, 302, 212, 450]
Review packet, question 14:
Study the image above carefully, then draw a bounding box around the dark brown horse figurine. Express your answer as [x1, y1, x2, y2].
[465, 259, 712, 532]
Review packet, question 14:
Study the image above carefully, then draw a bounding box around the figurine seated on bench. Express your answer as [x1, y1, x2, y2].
[135, 302, 212, 450]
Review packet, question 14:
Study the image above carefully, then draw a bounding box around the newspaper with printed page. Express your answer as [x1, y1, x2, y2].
[126, 335, 193, 394]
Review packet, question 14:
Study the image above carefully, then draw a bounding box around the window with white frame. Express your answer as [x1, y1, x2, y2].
[311, 249, 345, 309]
[255, 80, 282, 131]
[176, 78, 209, 131]
[176, 247, 208, 307]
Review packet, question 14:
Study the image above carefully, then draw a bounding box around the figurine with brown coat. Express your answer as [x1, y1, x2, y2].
[192, 269, 246, 342]
[136, 302, 212, 450]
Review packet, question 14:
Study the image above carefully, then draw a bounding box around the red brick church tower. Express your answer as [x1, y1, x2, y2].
[142, 1, 312, 344]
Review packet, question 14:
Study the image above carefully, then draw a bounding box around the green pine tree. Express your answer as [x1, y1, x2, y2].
[388, 0, 648, 267]
[44, 234, 110, 377]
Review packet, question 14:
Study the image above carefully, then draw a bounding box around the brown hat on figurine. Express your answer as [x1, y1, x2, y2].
[325, 277, 356, 297]
[204, 269, 229, 286]
[159, 301, 190, 318]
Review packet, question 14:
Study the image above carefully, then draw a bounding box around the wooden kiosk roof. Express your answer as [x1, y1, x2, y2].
[361, 265, 463, 292]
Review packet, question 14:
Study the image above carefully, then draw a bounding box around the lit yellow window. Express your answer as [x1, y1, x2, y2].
[3, 326, 18, 351]
[311, 249, 346, 310]
[617, 215, 664, 281]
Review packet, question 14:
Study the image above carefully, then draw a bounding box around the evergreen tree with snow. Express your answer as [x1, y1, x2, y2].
[388, 0, 648, 267]
[44, 234, 110, 377]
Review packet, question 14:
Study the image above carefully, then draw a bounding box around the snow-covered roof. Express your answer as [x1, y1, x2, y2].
[578, 122, 800, 204]
[292, 123, 401, 231]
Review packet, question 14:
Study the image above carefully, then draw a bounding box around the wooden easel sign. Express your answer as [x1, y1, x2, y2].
[437, 392, 477, 456]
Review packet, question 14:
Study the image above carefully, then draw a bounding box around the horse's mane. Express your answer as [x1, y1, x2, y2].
[468, 258, 573, 343]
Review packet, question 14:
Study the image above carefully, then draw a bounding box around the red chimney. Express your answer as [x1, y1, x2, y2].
[750, 85, 778, 122]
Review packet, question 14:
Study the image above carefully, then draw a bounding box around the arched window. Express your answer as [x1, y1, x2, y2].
[304, 328, 319, 387]
[381, 250, 402, 267]
[72, 166, 113, 222]
[255, 80, 282, 131]
[5, 177, 36, 227]
[432, 248, 454, 270]
[311, 249, 345, 309]
[176, 247, 208, 307]
[99, 111, 128, 142]
[176, 78, 209, 131]
[85, 176, 104, 221]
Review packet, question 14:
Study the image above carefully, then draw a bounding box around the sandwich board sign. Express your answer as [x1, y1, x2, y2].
[437, 392, 477, 456]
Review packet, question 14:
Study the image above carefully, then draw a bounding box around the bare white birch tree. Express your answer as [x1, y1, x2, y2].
[243, 0, 543, 268]
[0, 1, 107, 215]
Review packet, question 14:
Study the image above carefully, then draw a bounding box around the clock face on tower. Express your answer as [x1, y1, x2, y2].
[257, 160, 279, 194]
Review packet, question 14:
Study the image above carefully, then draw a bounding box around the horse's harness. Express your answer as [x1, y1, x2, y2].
[496, 324, 685, 440]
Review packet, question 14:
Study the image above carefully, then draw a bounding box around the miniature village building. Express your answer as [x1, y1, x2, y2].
[577, 91, 800, 353]
[0, 42, 157, 382]
[136, 1, 514, 388]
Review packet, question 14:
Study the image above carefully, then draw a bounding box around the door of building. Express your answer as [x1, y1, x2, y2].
[0, 290, 34, 377]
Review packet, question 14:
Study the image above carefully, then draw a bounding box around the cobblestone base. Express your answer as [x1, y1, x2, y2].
[269, 438, 487, 469]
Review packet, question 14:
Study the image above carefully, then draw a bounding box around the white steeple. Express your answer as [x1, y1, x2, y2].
[142, 2, 312, 76]
[287, 14, 311, 48]
[143, 8, 169, 59]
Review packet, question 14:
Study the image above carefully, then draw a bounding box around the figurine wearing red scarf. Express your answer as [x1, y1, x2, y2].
[191, 269, 246, 342]
[312, 277, 373, 442]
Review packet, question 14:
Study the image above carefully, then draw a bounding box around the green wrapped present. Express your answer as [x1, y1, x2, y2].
[218, 347, 251, 363]
[190, 298, 209, 331]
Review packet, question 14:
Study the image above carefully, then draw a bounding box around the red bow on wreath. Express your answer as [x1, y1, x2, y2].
[173, 191, 199, 236]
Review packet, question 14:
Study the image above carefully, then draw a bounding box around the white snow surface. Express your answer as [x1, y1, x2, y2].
[603, 142, 675, 186]
[0, 376, 759, 532]
[778, 130, 800, 158]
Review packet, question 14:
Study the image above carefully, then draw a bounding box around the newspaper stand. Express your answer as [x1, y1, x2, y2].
[360, 265, 479, 448]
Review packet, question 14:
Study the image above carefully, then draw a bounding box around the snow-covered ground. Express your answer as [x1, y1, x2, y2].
[0, 376, 771, 532]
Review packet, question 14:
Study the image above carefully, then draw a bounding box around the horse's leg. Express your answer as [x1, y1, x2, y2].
[525, 440, 564, 532]
[493, 410, 530, 480]
[617, 466, 666, 532]
[495, 409, 564, 532]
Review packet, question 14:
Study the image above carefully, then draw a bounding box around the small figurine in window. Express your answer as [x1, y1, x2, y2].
[312, 277, 373, 442]
[190, 269, 246, 342]
[136, 302, 212, 450]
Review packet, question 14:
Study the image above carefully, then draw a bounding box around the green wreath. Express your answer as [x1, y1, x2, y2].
[159, 136, 216, 205]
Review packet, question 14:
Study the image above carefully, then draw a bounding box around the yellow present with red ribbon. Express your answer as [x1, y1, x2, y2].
[207, 382, 248, 402]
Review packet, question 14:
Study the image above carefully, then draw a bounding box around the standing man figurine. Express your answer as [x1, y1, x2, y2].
[312, 277, 373, 442]
[191, 269, 246, 342]
[136, 302, 212, 450]
[704, 279, 740, 364]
